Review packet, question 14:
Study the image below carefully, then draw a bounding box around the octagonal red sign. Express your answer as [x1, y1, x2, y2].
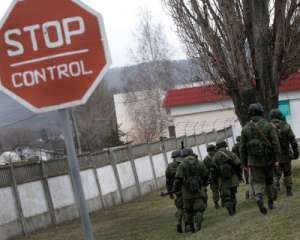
[0, 0, 111, 113]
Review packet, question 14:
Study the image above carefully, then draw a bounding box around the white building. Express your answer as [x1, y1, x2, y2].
[163, 72, 300, 139]
[114, 90, 172, 143]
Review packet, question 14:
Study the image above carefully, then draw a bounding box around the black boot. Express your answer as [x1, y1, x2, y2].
[227, 207, 235, 216]
[287, 186, 293, 197]
[233, 204, 237, 215]
[245, 190, 250, 200]
[214, 201, 220, 209]
[268, 199, 276, 210]
[256, 194, 267, 215]
[176, 219, 183, 233]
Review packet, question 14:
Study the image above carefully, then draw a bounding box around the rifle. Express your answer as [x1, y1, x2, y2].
[160, 190, 179, 197]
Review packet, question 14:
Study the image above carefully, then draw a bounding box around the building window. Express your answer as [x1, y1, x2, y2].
[168, 126, 176, 138]
[279, 100, 290, 118]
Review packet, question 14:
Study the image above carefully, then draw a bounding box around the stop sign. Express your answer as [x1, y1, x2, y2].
[0, 0, 111, 113]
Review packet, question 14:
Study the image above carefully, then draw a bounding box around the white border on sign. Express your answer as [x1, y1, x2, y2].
[0, 0, 112, 113]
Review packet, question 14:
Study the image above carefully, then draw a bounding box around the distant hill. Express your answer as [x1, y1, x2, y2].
[105, 59, 204, 92]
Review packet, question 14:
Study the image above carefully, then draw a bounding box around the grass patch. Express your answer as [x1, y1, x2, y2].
[18, 161, 300, 240]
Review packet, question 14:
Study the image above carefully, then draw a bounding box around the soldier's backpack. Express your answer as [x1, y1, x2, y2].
[184, 159, 201, 193]
[247, 121, 269, 157]
[247, 139, 265, 157]
[218, 151, 233, 179]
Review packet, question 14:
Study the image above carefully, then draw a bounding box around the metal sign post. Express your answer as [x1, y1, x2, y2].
[0, 1, 111, 238]
[59, 108, 94, 240]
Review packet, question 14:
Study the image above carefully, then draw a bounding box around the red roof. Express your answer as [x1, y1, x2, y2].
[163, 72, 300, 108]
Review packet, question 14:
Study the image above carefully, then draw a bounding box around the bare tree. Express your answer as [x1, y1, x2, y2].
[1, 128, 34, 151]
[123, 10, 174, 143]
[163, 0, 300, 125]
[74, 80, 122, 152]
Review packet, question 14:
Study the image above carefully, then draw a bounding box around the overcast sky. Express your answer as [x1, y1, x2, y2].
[0, 0, 186, 67]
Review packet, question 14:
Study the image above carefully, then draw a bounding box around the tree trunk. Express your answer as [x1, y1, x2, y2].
[250, 0, 279, 113]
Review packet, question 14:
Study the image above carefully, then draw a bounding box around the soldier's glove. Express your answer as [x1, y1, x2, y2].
[169, 194, 174, 200]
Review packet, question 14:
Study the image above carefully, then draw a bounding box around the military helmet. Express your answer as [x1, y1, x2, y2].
[248, 103, 264, 117]
[180, 148, 194, 158]
[269, 109, 283, 120]
[207, 144, 216, 152]
[216, 140, 228, 149]
[171, 150, 181, 159]
[236, 136, 241, 142]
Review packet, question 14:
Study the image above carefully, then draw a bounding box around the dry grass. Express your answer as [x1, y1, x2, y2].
[18, 161, 300, 240]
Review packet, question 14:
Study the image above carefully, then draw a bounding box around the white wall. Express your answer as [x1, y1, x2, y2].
[97, 166, 118, 195]
[289, 98, 300, 138]
[0, 187, 18, 225]
[152, 154, 167, 177]
[48, 175, 75, 209]
[80, 170, 99, 200]
[172, 108, 237, 137]
[114, 91, 170, 143]
[135, 157, 154, 183]
[117, 162, 135, 189]
[18, 181, 48, 218]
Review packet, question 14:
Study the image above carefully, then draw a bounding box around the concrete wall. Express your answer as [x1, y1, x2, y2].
[0, 128, 233, 240]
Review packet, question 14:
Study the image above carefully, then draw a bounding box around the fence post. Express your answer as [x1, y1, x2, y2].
[195, 134, 202, 160]
[128, 144, 142, 197]
[160, 139, 169, 168]
[40, 161, 57, 226]
[184, 135, 189, 148]
[213, 129, 218, 142]
[108, 148, 124, 203]
[147, 142, 159, 189]
[194, 133, 203, 161]
[90, 154, 106, 209]
[9, 164, 27, 236]
[204, 132, 209, 147]
[231, 126, 236, 144]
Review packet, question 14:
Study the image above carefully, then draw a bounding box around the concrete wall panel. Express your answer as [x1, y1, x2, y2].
[135, 157, 153, 183]
[48, 175, 75, 209]
[80, 170, 99, 200]
[199, 144, 208, 159]
[18, 181, 48, 218]
[97, 165, 118, 195]
[152, 154, 166, 177]
[0, 187, 18, 225]
[117, 162, 135, 189]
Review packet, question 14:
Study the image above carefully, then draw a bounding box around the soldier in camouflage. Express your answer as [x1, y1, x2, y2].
[232, 136, 249, 185]
[240, 103, 281, 214]
[270, 109, 299, 196]
[173, 148, 209, 233]
[232, 136, 251, 199]
[213, 140, 242, 216]
[165, 149, 184, 233]
[203, 144, 221, 209]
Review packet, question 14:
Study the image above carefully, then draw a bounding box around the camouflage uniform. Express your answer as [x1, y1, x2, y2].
[203, 145, 221, 209]
[213, 140, 242, 216]
[270, 109, 299, 196]
[232, 136, 249, 185]
[173, 149, 209, 232]
[165, 150, 184, 232]
[240, 103, 281, 214]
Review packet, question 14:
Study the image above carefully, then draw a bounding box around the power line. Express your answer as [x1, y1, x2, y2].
[0, 114, 39, 129]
